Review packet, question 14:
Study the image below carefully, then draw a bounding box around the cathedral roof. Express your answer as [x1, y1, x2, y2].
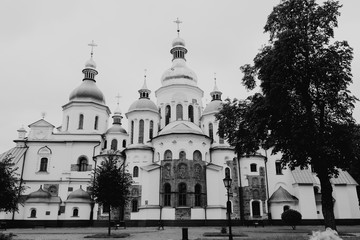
[268, 186, 298, 203]
[27, 186, 51, 199]
[69, 80, 105, 104]
[158, 121, 205, 136]
[128, 98, 158, 113]
[161, 59, 198, 86]
[25, 186, 61, 203]
[106, 124, 127, 134]
[203, 100, 222, 116]
[66, 187, 92, 203]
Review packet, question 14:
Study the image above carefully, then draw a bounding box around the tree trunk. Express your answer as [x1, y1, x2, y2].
[317, 171, 336, 230]
[108, 209, 111, 236]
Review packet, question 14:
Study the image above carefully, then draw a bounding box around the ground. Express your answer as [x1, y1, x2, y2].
[2, 225, 360, 240]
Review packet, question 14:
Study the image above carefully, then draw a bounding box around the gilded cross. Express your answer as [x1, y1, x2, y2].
[174, 18, 182, 36]
[115, 93, 121, 105]
[88, 40, 97, 57]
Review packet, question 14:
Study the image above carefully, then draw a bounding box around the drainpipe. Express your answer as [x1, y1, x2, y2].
[12, 141, 29, 221]
[264, 149, 271, 223]
[236, 155, 245, 223]
[90, 141, 101, 226]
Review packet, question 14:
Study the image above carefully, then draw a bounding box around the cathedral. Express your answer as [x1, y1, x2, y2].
[1, 23, 359, 227]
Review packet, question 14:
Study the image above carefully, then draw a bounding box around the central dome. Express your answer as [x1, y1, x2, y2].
[161, 59, 198, 86]
[69, 80, 105, 104]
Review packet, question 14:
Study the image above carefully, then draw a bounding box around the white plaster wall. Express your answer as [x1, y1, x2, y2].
[140, 168, 160, 206]
[152, 134, 211, 161]
[191, 208, 205, 219]
[23, 203, 59, 220]
[333, 185, 360, 219]
[294, 185, 317, 219]
[63, 203, 92, 220]
[206, 168, 226, 207]
[156, 84, 203, 128]
[206, 208, 226, 219]
[62, 103, 109, 134]
[126, 111, 160, 145]
[161, 208, 175, 220]
[211, 150, 235, 167]
[136, 208, 161, 220]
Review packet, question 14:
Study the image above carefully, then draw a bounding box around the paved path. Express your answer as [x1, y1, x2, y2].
[2, 225, 360, 240]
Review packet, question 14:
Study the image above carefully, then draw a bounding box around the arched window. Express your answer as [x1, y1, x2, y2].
[164, 150, 172, 160]
[209, 123, 214, 140]
[133, 166, 139, 178]
[219, 126, 224, 144]
[122, 140, 126, 148]
[111, 139, 118, 151]
[73, 208, 79, 217]
[78, 157, 88, 172]
[30, 209, 36, 218]
[149, 120, 154, 139]
[176, 104, 183, 120]
[283, 205, 290, 212]
[132, 199, 138, 212]
[39, 157, 48, 172]
[225, 167, 231, 178]
[102, 204, 110, 214]
[94, 116, 99, 130]
[193, 150, 202, 161]
[195, 184, 201, 207]
[78, 114, 84, 129]
[103, 140, 107, 149]
[188, 105, 194, 122]
[275, 161, 282, 175]
[252, 201, 261, 217]
[138, 120, 144, 143]
[179, 151, 186, 160]
[66, 116, 69, 131]
[130, 121, 135, 144]
[178, 183, 187, 206]
[250, 163, 257, 172]
[165, 105, 171, 125]
[164, 183, 171, 206]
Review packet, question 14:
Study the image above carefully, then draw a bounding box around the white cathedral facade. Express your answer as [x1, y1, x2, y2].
[1, 27, 360, 227]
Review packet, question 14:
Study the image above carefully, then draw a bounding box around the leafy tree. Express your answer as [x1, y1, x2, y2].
[0, 154, 25, 213]
[217, 0, 357, 230]
[91, 150, 132, 236]
[281, 209, 302, 230]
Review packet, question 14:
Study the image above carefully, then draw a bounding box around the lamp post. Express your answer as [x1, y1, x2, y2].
[223, 176, 233, 240]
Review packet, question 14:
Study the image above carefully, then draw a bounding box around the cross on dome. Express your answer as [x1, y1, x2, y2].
[174, 18, 182, 37]
[88, 40, 97, 58]
[115, 93, 121, 106]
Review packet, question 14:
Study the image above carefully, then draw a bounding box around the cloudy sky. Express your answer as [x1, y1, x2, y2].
[1, 0, 360, 153]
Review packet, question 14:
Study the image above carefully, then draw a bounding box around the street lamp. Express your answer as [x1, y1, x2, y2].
[223, 176, 233, 240]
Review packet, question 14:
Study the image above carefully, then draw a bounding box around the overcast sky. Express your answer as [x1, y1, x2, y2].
[1, 0, 360, 153]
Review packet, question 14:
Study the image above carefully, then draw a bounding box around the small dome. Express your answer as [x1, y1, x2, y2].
[172, 37, 185, 47]
[85, 58, 97, 69]
[203, 100, 222, 116]
[106, 124, 127, 134]
[69, 80, 105, 104]
[27, 186, 51, 200]
[161, 59, 198, 85]
[66, 187, 91, 203]
[128, 98, 158, 113]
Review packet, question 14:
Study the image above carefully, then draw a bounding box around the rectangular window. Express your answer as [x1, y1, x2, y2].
[46, 211, 50, 215]
[68, 187, 73, 192]
[275, 161, 282, 175]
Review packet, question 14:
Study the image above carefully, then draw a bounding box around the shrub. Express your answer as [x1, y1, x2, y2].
[0, 233, 13, 240]
[221, 226, 227, 234]
[281, 209, 302, 230]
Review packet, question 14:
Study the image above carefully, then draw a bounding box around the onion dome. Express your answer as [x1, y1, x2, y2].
[161, 19, 197, 86]
[203, 78, 223, 116]
[69, 42, 105, 104]
[66, 186, 92, 203]
[27, 186, 51, 200]
[172, 37, 186, 47]
[128, 74, 158, 114]
[106, 104, 127, 134]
